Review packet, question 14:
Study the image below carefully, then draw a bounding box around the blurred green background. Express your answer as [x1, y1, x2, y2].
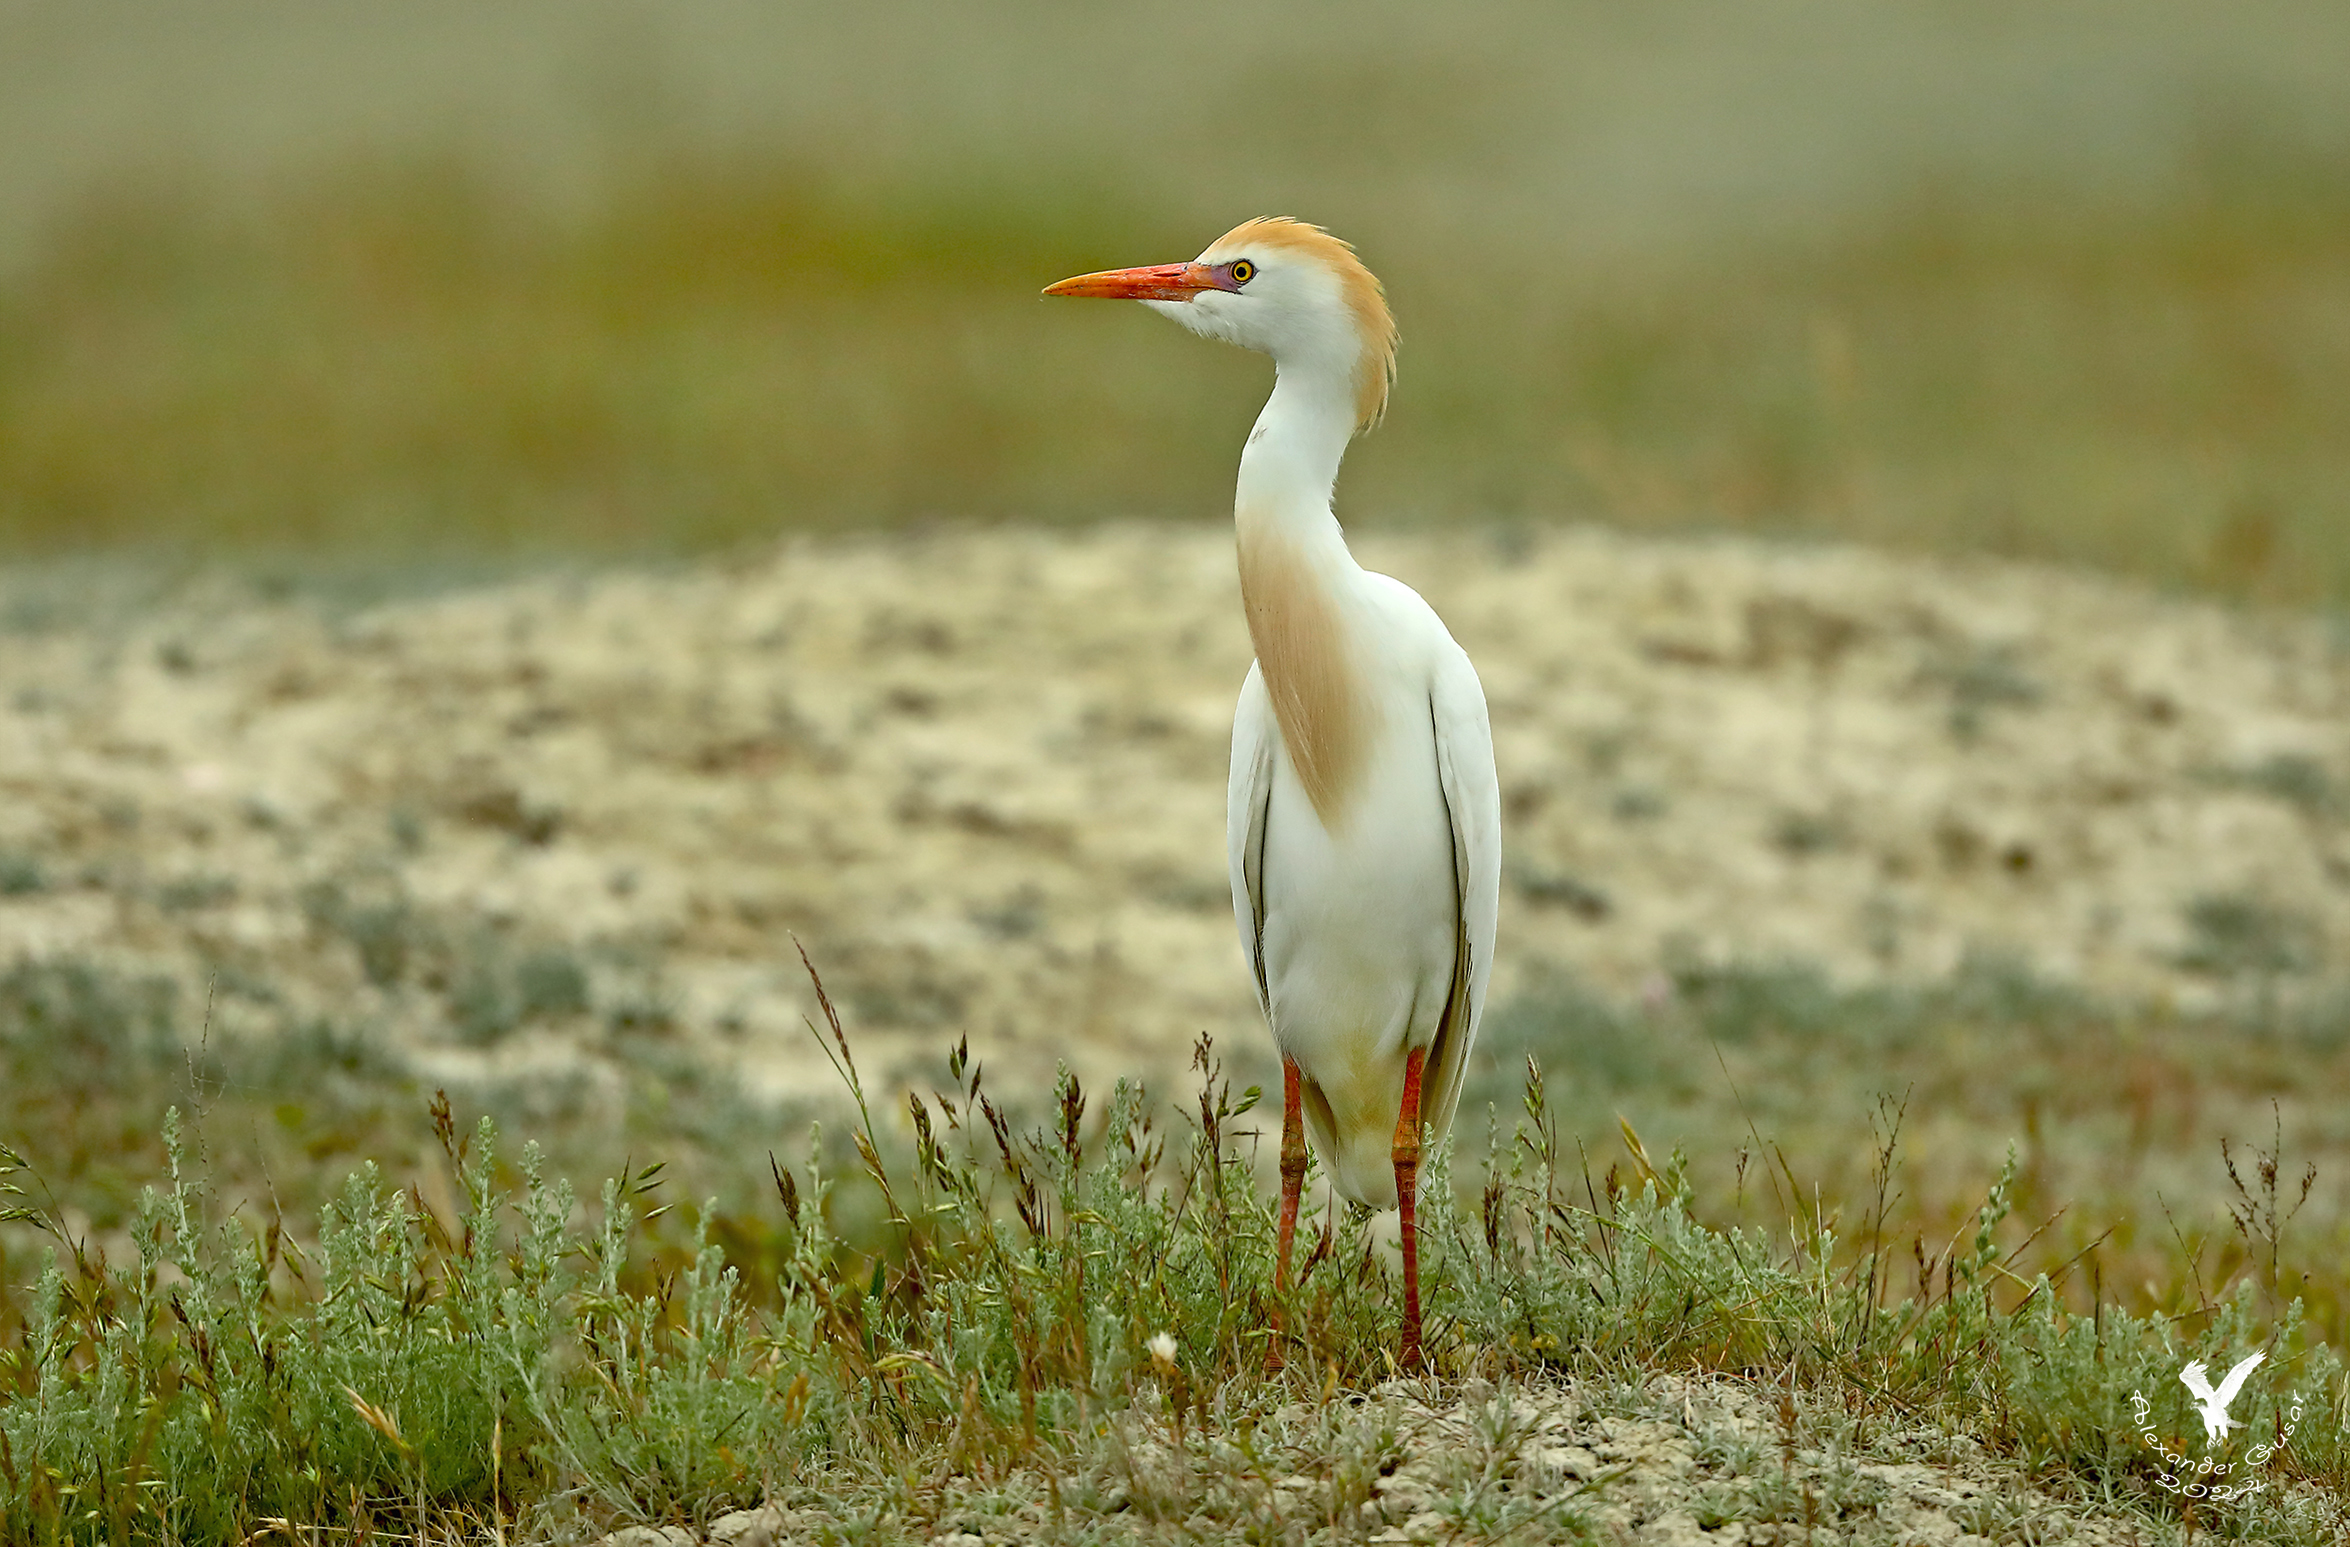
[2, 0, 2347, 599]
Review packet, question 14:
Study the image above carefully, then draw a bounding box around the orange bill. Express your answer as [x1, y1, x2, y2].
[1043, 261, 1228, 301]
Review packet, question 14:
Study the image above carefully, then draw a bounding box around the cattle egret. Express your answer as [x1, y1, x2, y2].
[1047, 219, 1500, 1370]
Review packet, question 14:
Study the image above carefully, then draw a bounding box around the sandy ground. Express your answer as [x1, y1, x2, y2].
[1, 525, 2345, 1108]
[602, 1372, 2319, 1546]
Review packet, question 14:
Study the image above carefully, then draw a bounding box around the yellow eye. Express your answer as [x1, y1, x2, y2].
[1230, 259, 1255, 285]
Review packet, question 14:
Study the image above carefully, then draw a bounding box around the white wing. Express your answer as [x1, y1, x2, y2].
[2212, 1352, 2266, 1406]
[1228, 639, 1500, 1145]
[1227, 663, 1277, 1016]
[2178, 1361, 2217, 1403]
[1419, 639, 1502, 1143]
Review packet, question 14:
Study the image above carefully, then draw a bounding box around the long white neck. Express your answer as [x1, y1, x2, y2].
[1233, 359, 1372, 823]
[1233, 363, 1359, 560]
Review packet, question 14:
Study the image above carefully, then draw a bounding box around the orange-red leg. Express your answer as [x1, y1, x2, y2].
[1269, 1056, 1306, 1372]
[1394, 1045, 1428, 1372]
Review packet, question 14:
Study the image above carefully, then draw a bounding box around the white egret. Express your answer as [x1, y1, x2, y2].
[1046, 218, 1500, 1370]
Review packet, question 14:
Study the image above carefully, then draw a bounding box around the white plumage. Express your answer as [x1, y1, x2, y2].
[1048, 217, 1501, 1367]
[1228, 573, 1498, 1206]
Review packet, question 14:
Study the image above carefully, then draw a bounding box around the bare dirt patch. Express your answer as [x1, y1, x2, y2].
[1, 526, 2344, 1108]
[607, 1372, 2262, 1546]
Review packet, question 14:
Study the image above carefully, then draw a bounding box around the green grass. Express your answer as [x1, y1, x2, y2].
[3, 956, 2347, 1542]
[1469, 950, 2350, 1351]
[1, 120, 2346, 604]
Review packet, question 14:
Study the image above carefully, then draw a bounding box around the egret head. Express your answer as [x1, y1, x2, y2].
[1045, 217, 1397, 431]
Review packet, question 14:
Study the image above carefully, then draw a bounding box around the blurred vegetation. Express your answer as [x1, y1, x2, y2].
[0, 121, 2344, 601]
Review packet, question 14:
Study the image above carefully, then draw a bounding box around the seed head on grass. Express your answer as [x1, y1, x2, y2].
[4, 951, 2349, 1539]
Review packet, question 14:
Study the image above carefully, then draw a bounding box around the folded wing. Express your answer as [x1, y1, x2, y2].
[1228, 664, 1277, 1016]
[1418, 643, 1502, 1145]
